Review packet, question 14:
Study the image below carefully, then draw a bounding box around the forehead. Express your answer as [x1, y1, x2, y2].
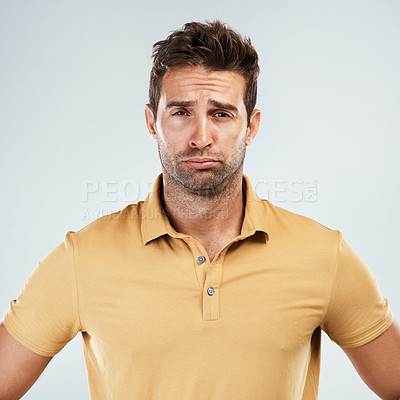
[159, 66, 246, 105]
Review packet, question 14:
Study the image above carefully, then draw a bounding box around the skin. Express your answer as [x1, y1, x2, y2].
[0, 323, 52, 400]
[342, 322, 400, 400]
[0, 65, 398, 400]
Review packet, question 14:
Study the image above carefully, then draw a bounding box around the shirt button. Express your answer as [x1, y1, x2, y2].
[207, 287, 215, 296]
[197, 256, 205, 264]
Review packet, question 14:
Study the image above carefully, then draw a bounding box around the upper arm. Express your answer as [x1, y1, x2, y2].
[342, 321, 400, 400]
[0, 232, 81, 399]
[0, 322, 53, 400]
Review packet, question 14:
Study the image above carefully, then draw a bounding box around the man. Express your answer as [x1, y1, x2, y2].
[0, 20, 399, 400]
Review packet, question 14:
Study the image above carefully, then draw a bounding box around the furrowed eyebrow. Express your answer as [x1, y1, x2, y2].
[166, 101, 195, 109]
[165, 99, 239, 114]
[208, 100, 238, 114]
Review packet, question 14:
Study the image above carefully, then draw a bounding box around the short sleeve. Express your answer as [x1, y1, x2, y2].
[2, 231, 82, 357]
[320, 232, 393, 348]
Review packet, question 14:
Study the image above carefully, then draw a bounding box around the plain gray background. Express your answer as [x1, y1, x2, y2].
[0, 0, 399, 398]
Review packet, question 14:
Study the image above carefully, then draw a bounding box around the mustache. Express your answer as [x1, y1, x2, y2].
[177, 149, 222, 159]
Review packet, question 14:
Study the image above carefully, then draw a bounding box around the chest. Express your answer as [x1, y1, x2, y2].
[79, 236, 332, 364]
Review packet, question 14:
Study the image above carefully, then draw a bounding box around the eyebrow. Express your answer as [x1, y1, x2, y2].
[209, 100, 238, 114]
[165, 99, 239, 114]
[166, 100, 195, 109]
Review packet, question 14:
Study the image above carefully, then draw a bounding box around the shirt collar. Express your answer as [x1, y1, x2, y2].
[240, 174, 269, 238]
[141, 173, 269, 245]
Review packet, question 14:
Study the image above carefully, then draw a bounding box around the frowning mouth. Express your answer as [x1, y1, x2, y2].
[183, 158, 219, 169]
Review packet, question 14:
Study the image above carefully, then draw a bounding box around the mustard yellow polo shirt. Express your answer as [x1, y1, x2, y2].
[3, 174, 393, 400]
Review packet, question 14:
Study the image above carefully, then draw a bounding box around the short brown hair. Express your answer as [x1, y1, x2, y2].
[149, 20, 260, 126]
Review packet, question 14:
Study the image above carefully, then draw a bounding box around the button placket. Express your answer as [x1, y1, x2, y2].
[203, 253, 224, 321]
[193, 252, 209, 290]
[202, 283, 219, 320]
[184, 238, 227, 321]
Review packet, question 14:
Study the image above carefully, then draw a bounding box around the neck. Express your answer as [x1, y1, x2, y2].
[161, 169, 245, 244]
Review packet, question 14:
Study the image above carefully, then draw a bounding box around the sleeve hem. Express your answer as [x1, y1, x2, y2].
[3, 314, 61, 357]
[333, 309, 394, 349]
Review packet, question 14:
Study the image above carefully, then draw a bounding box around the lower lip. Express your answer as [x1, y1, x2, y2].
[185, 161, 218, 169]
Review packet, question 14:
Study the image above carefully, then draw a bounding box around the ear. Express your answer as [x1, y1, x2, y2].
[145, 104, 158, 142]
[245, 109, 261, 146]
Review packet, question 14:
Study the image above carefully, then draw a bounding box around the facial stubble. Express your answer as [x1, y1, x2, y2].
[157, 134, 247, 197]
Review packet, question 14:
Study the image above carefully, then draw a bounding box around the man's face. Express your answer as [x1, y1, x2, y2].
[145, 66, 260, 195]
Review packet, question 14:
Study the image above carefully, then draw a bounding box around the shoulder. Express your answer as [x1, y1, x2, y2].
[67, 202, 145, 250]
[262, 199, 342, 252]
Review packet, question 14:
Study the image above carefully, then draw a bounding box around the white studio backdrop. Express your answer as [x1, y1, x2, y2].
[0, 1, 399, 399]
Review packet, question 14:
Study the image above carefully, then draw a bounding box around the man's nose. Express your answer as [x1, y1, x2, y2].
[189, 116, 213, 149]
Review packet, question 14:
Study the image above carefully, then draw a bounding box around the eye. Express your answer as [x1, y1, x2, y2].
[214, 111, 230, 118]
[173, 110, 187, 116]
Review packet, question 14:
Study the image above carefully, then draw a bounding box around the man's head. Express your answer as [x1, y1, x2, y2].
[148, 20, 259, 126]
[145, 21, 261, 196]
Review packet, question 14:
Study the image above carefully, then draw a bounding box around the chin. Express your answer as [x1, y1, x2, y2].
[179, 173, 233, 195]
